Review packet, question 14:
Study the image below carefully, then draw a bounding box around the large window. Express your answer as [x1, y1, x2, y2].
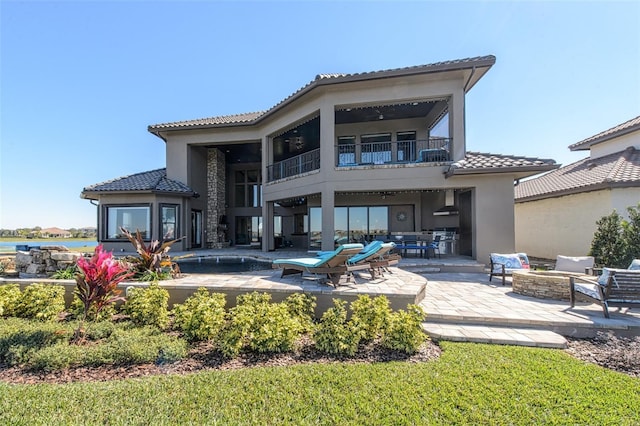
[309, 207, 322, 249]
[308, 206, 389, 248]
[105, 205, 151, 240]
[160, 204, 178, 239]
[235, 169, 262, 207]
[235, 216, 262, 245]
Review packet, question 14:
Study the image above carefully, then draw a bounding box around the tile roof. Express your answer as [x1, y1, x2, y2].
[515, 147, 640, 201]
[148, 55, 496, 132]
[81, 168, 195, 198]
[149, 111, 265, 130]
[569, 115, 640, 151]
[445, 152, 558, 177]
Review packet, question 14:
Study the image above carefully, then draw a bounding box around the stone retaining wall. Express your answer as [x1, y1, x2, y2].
[512, 270, 576, 300]
[14, 246, 82, 278]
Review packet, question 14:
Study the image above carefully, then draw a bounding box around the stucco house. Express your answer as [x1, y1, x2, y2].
[81, 55, 557, 262]
[30, 227, 72, 239]
[515, 116, 640, 259]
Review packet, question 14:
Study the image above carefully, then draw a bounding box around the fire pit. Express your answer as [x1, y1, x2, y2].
[511, 270, 592, 301]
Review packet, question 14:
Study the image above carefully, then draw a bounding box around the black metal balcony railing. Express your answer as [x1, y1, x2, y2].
[267, 148, 321, 182]
[337, 138, 451, 166]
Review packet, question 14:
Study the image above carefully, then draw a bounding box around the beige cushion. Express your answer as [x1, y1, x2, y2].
[554, 255, 594, 273]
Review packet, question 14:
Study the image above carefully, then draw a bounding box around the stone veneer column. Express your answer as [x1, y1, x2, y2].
[206, 148, 227, 248]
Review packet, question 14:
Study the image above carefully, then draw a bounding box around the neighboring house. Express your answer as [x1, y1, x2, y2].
[515, 116, 640, 259]
[33, 227, 72, 239]
[82, 55, 557, 262]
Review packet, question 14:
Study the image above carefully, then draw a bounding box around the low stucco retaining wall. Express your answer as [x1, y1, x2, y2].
[0, 268, 427, 318]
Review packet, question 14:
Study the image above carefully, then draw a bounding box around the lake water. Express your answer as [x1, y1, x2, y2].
[177, 257, 272, 274]
[0, 240, 99, 253]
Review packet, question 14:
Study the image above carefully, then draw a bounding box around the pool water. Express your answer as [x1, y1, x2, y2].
[176, 257, 272, 274]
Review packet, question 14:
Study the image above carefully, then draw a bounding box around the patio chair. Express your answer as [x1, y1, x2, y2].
[272, 243, 364, 286]
[317, 240, 381, 257]
[424, 236, 441, 259]
[346, 242, 398, 279]
[359, 242, 401, 278]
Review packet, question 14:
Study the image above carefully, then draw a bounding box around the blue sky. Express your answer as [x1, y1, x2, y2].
[1, 1, 638, 229]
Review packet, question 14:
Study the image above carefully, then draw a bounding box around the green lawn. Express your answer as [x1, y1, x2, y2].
[1, 342, 638, 425]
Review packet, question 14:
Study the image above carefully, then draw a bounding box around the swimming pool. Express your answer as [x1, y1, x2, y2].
[176, 257, 272, 274]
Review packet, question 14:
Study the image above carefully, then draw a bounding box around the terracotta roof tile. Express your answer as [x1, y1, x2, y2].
[149, 55, 496, 132]
[446, 152, 558, 176]
[569, 115, 640, 151]
[81, 169, 194, 197]
[515, 147, 640, 201]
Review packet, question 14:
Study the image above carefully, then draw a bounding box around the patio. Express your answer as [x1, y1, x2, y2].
[5, 247, 640, 349]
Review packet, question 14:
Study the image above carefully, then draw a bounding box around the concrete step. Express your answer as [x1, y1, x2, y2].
[423, 322, 568, 349]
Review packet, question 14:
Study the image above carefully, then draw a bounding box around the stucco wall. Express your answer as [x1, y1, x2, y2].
[516, 188, 640, 260]
[589, 130, 639, 159]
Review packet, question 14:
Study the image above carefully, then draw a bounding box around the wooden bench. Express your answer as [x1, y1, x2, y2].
[570, 269, 640, 318]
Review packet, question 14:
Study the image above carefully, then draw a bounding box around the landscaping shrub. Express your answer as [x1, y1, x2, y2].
[0, 284, 21, 317]
[51, 265, 77, 280]
[314, 299, 360, 356]
[27, 325, 188, 372]
[218, 292, 303, 357]
[0, 318, 187, 372]
[74, 245, 131, 323]
[123, 283, 170, 329]
[173, 288, 227, 341]
[120, 228, 182, 279]
[590, 210, 627, 268]
[381, 304, 427, 354]
[350, 295, 392, 341]
[0, 317, 72, 366]
[68, 296, 118, 322]
[14, 284, 66, 321]
[590, 203, 640, 268]
[622, 203, 640, 265]
[284, 292, 317, 332]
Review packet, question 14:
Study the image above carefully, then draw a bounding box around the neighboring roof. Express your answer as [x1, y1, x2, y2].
[515, 147, 640, 202]
[148, 55, 496, 133]
[33, 227, 71, 235]
[81, 168, 195, 199]
[445, 152, 558, 178]
[569, 115, 640, 151]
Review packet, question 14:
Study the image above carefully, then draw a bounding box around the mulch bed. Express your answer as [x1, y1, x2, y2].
[565, 332, 640, 378]
[1, 333, 638, 385]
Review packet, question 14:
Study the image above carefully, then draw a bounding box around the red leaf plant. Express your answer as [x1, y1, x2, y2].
[75, 245, 133, 326]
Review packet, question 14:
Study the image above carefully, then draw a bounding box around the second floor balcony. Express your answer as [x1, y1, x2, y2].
[266, 138, 452, 182]
[267, 149, 321, 182]
[337, 138, 451, 166]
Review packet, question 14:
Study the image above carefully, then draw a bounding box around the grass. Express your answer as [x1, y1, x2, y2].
[1, 342, 639, 425]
